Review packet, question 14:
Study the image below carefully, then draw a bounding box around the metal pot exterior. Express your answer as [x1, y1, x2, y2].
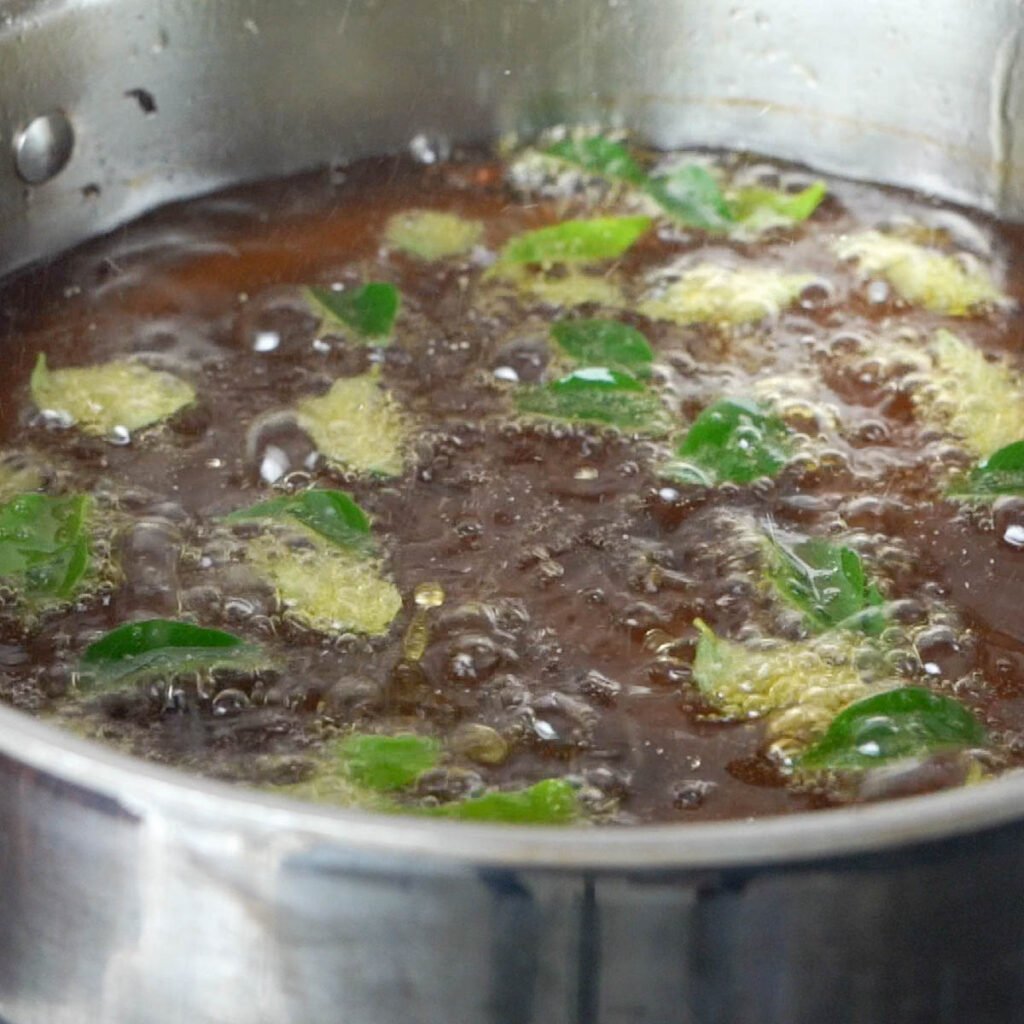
[3, 2, 1024, 1022]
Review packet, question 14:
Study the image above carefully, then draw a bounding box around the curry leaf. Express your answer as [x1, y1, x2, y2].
[545, 136, 647, 186]
[498, 216, 652, 265]
[666, 399, 791, 485]
[81, 619, 265, 686]
[516, 367, 666, 432]
[948, 440, 1024, 499]
[226, 490, 372, 551]
[550, 319, 653, 373]
[385, 210, 483, 260]
[646, 165, 735, 232]
[32, 354, 195, 437]
[766, 534, 885, 634]
[296, 373, 409, 477]
[338, 733, 440, 792]
[428, 778, 577, 824]
[305, 283, 400, 343]
[728, 181, 827, 231]
[0, 493, 90, 602]
[800, 687, 986, 772]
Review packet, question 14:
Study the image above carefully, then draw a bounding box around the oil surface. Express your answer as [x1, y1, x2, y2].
[1, 147, 1023, 824]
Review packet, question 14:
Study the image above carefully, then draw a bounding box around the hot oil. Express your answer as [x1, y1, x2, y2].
[1, 149, 1023, 823]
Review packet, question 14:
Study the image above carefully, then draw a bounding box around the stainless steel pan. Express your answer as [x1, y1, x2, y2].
[2, 3, 1024, 1022]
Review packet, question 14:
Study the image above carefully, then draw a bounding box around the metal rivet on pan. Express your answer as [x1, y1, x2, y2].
[13, 110, 74, 185]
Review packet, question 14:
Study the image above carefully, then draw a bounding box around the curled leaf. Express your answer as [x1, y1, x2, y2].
[0, 493, 90, 604]
[667, 398, 791, 485]
[498, 216, 652, 265]
[305, 283, 400, 343]
[646, 165, 734, 232]
[81, 619, 265, 687]
[765, 533, 885, 634]
[227, 489, 372, 551]
[516, 367, 667, 432]
[800, 687, 986, 772]
[550, 318, 653, 372]
[948, 440, 1024, 500]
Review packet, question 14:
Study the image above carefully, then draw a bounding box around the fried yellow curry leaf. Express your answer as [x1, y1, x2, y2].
[31, 354, 195, 437]
[226, 489, 372, 551]
[516, 367, 668, 433]
[304, 283, 400, 344]
[800, 687, 986, 772]
[765, 533, 886, 635]
[498, 216, 652, 265]
[665, 398, 792, 485]
[248, 534, 402, 636]
[833, 231, 1006, 315]
[385, 210, 484, 261]
[0, 493, 90, 604]
[639, 264, 814, 327]
[80, 619, 266, 688]
[692, 620, 874, 756]
[296, 373, 409, 477]
[494, 263, 626, 309]
[948, 440, 1024, 499]
[427, 778, 578, 824]
[913, 329, 1024, 457]
[550, 318, 653, 373]
[337, 733, 441, 792]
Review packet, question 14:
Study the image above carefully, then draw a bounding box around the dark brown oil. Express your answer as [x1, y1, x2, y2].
[1, 149, 1024, 824]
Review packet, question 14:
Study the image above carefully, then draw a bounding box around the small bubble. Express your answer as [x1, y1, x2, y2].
[259, 445, 289, 484]
[866, 279, 890, 304]
[253, 330, 280, 353]
[1003, 524, 1024, 549]
[493, 365, 519, 382]
[534, 719, 558, 741]
[409, 133, 450, 165]
[107, 425, 132, 446]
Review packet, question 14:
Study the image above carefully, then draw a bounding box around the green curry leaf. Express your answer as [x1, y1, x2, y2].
[81, 619, 266, 686]
[498, 216, 652, 265]
[766, 534, 885, 634]
[550, 319, 653, 373]
[516, 367, 666, 432]
[728, 181, 828, 232]
[338, 733, 440, 792]
[949, 440, 1024, 499]
[545, 136, 647, 186]
[800, 687, 987, 772]
[305, 283, 400, 343]
[428, 778, 578, 824]
[226, 489, 372, 551]
[646, 165, 735, 232]
[666, 398, 792, 485]
[0, 493, 91, 603]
